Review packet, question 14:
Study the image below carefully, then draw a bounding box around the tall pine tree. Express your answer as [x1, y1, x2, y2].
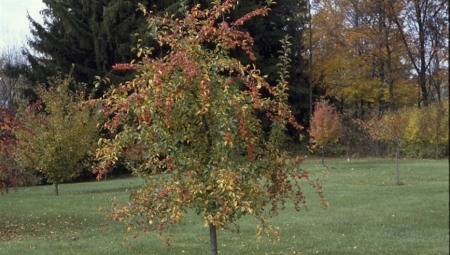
[22, 0, 155, 96]
[230, 0, 310, 137]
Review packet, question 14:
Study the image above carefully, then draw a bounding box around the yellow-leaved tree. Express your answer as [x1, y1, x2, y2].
[404, 101, 449, 159]
[16, 75, 101, 195]
[94, 1, 327, 254]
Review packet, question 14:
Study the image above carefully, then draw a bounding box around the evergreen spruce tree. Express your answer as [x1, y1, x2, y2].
[25, 0, 98, 86]
[22, 0, 154, 96]
[228, 0, 311, 137]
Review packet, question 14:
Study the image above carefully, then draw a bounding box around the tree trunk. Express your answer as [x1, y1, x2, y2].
[308, 0, 313, 126]
[384, 125, 401, 185]
[209, 223, 218, 255]
[436, 142, 439, 160]
[321, 147, 325, 165]
[418, 13, 428, 107]
[346, 140, 350, 161]
[435, 105, 442, 160]
[53, 182, 59, 196]
[395, 140, 400, 185]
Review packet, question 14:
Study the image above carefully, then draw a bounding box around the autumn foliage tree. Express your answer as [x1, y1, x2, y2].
[309, 98, 343, 164]
[94, 1, 326, 254]
[306, 0, 447, 115]
[383, 102, 450, 160]
[414, 100, 449, 159]
[363, 100, 449, 159]
[0, 108, 19, 192]
[365, 110, 408, 184]
[16, 76, 101, 196]
[0, 106, 38, 193]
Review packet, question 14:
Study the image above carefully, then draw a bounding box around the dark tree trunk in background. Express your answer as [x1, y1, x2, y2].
[53, 182, 59, 196]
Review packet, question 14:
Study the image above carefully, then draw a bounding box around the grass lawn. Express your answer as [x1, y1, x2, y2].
[0, 158, 448, 254]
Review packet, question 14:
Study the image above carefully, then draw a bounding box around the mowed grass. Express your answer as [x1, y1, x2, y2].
[0, 158, 448, 255]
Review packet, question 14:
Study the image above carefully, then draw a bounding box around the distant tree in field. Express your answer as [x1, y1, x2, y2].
[379, 112, 404, 184]
[362, 110, 408, 184]
[309, 98, 343, 164]
[94, 2, 327, 254]
[16, 76, 101, 195]
[0, 108, 23, 192]
[404, 101, 449, 159]
[420, 101, 449, 159]
[0, 105, 38, 193]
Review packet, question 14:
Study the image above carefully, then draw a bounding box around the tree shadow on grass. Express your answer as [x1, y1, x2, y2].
[64, 184, 142, 196]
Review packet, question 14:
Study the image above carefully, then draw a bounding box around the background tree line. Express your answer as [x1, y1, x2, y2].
[0, 0, 448, 190]
[306, 0, 448, 159]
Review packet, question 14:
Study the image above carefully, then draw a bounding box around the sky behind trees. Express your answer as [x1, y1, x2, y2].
[0, 0, 44, 49]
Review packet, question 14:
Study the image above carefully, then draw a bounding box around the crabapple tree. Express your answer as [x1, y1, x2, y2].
[94, 1, 327, 254]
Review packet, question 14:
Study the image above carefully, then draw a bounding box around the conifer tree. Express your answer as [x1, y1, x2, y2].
[229, 0, 311, 133]
[23, 0, 154, 94]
